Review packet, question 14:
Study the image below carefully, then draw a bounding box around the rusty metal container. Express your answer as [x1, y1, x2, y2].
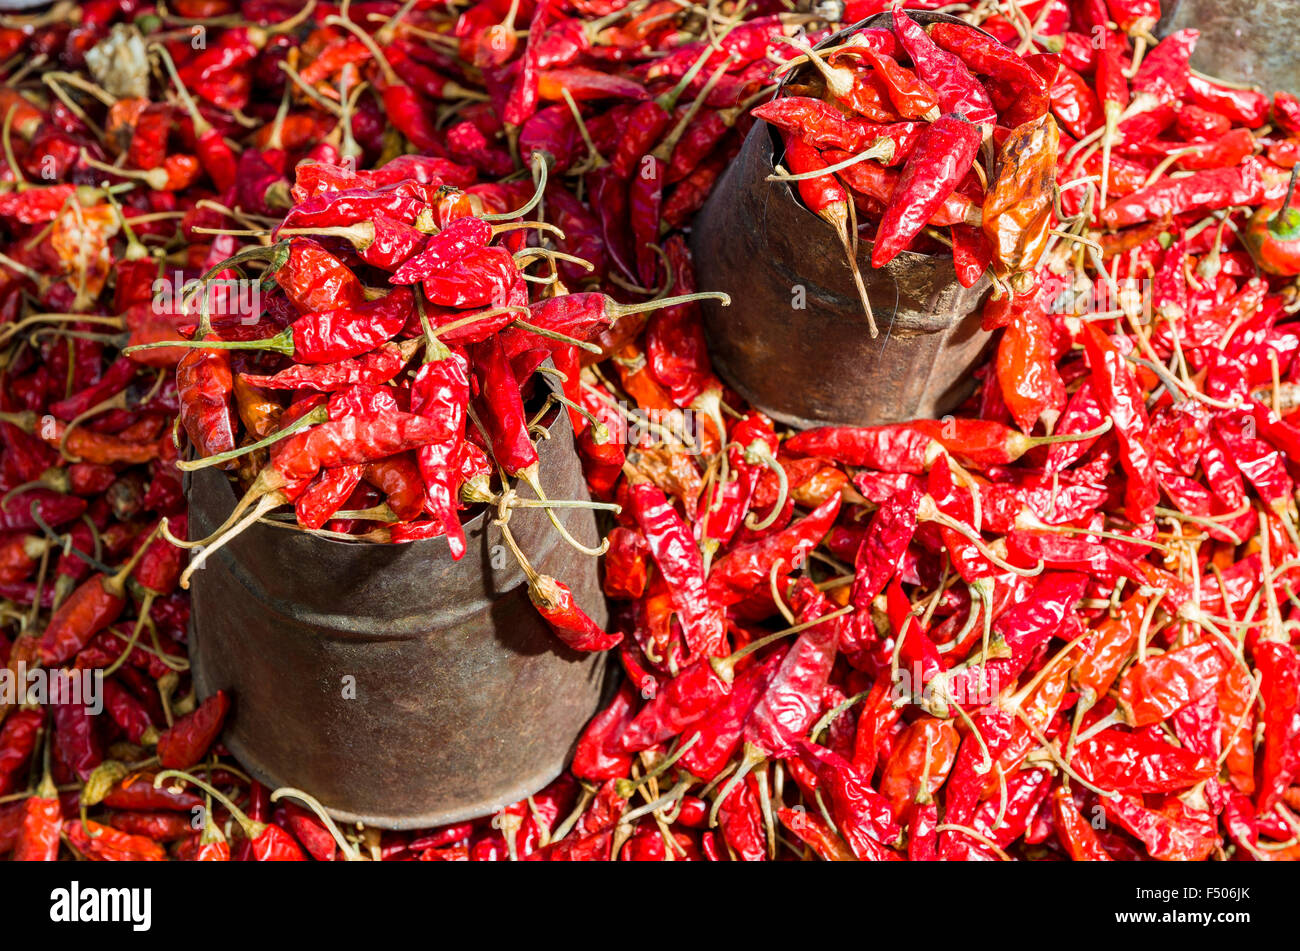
[692, 11, 997, 429]
[1157, 0, 1300, 95]
[186, 410, 610, 830]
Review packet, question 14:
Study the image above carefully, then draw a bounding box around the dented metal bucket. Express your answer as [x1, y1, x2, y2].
[186, 410, 610, 830]
[691, 10, 994, 428]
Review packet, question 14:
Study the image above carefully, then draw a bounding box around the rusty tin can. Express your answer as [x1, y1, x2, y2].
[691, 10, 994, 429]
[187, 410, 610, 830]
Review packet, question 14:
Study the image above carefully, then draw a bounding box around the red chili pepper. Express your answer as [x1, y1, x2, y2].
[64, 818, 168, 861]
[1253, 638, 1300, 812]
[176, 347, 236, 461]
[242, 339, 422, 393]
[1102, 161, 1266, 228]
[879, 717, 959, 819]
[892, 10, 996, 127]
[1102, 793, 1219, 861]
[797, 739, 900, 860]
[678, 649, 785, 782]
[1072, 727, 1217, 794]
[0, 709, 41, 795]
[157, 769, 305, 861]
[741, 581, 841, 760]
[103, 679, 160, 746]
[1081, 323, 1157, 524]
[39, 535, 154, 666]
[1185, 73, 1269, 126]
[14, 768, 62, 862]
[716, 772, 766, 861]
[928, 21, 1048, 128]
[1052, 786, 1112, 860]
[777, 805, 856, 861]
[1116, 639, 1229, 728]
[619, 658, 731, 753]
[279, 237, 379, 315]
[529, 572, 622, 652]
[1243, 167, 1300, 276]
[157, 690, 230, 770]
[470, 333, 537, 479]
[754, 98, 921, 160]
[629, 481, 725, 661]
[707, 496, 840, 607]
[572, 681, 638, 781]
[872, 113, 982, 267]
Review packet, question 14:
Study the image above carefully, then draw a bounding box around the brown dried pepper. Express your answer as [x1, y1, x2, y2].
[982, 114, 1059, 281]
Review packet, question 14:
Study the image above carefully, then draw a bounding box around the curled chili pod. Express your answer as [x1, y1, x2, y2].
[528, 573, 622, 652]
[982, 114, 1060, 284]
[176, 347, 237, 461]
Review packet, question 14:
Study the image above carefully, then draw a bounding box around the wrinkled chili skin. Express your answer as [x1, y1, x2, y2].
[982, 115, 1059, 277]
[629, 482, 725, 661]
[872, 113, 982, 267]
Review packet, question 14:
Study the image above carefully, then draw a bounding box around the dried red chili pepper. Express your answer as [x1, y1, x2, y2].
[155, 769, 305, 861]
[1081, 323, 1157, 525]
[892, 10, 996, 127]
[797, 739, 900, 861]
[629, 481, 724, 661]
[14, 765, 62, 862]
[38, 531, 155, 665]
[157, 689, 230, 770]
[872, 113, 982, 267]
[1052, 786, 1112, 861]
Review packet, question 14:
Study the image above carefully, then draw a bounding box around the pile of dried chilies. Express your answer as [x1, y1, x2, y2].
[0, 0, 1298, 862]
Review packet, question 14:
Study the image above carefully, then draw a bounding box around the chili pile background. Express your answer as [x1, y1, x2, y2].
[0, 0, 1299, 861]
